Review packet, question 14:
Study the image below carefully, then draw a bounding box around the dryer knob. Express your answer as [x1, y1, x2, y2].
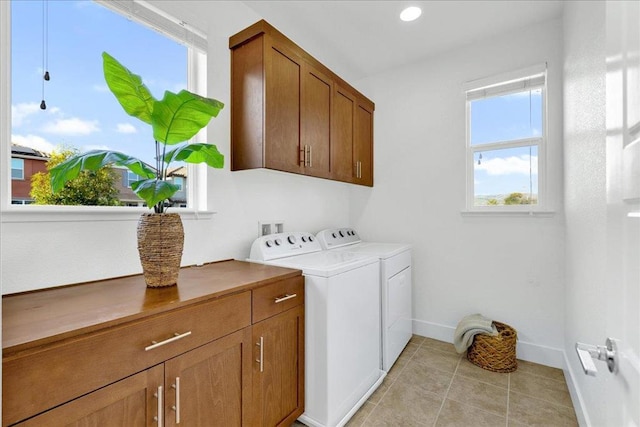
[288, 235, 297, 244]
[339, 231, 345, 237]
[265, 240, 273, 248]
[309, 235, 314, 242]
[274, 238, 282, 246]
[332, 232, 337, 238]
[301, 236, 307, 242]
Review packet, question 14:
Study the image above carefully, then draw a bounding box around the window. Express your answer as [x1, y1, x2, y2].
[4, 0, 208, 212]
[172, 177, 184, 191]
[11, 158, 24, 180]
[465, 65, 547, 211]
[126, 171, 142, 188]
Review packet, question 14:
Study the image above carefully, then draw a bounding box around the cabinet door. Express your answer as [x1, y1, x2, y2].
[252, 306, 305, 427]
[354, 100, 374, 186]
[331, 85, 356, 182]
[265, 42, 302, 174]
[16, 365, 163, 427]
[164, 328, 252, 427]
[301, 62, 331, 178]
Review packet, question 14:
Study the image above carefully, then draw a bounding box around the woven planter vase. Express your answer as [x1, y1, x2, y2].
[467, 321, 518, 373]
[137, 213, 184, 288]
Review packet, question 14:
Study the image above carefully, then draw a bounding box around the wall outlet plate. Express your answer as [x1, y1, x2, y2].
[259, 220, 284, 236]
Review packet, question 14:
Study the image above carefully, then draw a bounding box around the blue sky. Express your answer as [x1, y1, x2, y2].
[11, 0, 186, 166]
[471, 90, 542, 198]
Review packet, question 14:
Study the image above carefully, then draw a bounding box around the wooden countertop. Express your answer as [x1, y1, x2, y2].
[2, 259, 301, 355]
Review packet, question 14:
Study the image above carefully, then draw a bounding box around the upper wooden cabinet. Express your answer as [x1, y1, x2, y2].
[230, 20, 374, 186]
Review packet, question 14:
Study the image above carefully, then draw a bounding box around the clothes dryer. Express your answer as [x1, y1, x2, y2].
[316, 228, 412, 372]
[249, 232, 384, 427]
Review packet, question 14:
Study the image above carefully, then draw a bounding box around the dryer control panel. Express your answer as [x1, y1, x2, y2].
[316, 228, 361, 249]
[249, 232, 322, 261]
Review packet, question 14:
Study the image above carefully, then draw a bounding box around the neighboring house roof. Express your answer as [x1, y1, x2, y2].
[167, 166, 187, 178]
[11, 143, 50, 159]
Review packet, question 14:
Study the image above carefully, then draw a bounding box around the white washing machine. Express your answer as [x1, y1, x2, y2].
[316, 228, 413, 373]
[249, 232, 384, 427]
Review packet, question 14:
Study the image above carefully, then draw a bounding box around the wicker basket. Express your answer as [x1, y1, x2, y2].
[137, 213, 184, 288]
[466, 321, 518, 373]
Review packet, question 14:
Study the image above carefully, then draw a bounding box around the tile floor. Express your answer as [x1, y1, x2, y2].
[295, 335, 578, 427]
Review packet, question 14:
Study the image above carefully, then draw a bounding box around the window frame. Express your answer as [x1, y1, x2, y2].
[464, 64, 548, 214]
[0, 0, 213, 223]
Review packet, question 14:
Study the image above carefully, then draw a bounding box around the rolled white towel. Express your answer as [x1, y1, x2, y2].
[453, 313, 498, 354]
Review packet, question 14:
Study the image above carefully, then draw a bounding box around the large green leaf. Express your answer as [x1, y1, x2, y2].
[50, 150, 156, 193]
[152, 90, 224, 145]
[102, 52, 156, 124]
[164, 143, 224, 168]
[131, 179, 179, 208]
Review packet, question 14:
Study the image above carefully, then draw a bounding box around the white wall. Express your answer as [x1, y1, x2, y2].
[562, 1, 608, 425]
[349, 19, 567, 366]
[0, 1, 352, 294]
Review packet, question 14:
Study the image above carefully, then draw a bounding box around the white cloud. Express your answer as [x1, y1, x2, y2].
[116, 123, 137, 134]
[42, 117, 100, 136]
[93, 84, 110, 93]
[477, 155, 538, 176]
[11, 134, 56, 155]
[11, 103, 41, 127]
[81, 144, 111, 152]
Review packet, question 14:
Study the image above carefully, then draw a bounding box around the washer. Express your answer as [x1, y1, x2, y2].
[249, 232, 384, 427]
[316, 228, 412, 372]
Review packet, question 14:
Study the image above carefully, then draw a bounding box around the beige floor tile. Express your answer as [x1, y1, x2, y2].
[447, 376, 508, 416]
[367, 376, 392, 405]
[410, 334, 426, 345]
[370, 381, 442, 426]
[508, 391, 578, 426]
[401, 341, 421, 358]
[385, 353, 412, 381]
[397, 360, 454, 397]
[456, 357, 509, 388]
[435, 399, 507, 427]
[422, 337, 459, 355]
[346, 401, 376, 427]
[516, 360, 565, 382]
[412, 346, 461, 373]
[510, 371, 573, 408]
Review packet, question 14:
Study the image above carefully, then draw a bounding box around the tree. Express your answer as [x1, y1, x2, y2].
[31, 148, 121, 206]
[504, 192, 533, 205]
[487, 198, 499, 205]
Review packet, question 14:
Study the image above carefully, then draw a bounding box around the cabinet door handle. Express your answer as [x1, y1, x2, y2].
[154, 385, 163, 426]
[308, 145, 312, 167]
[274, 293, 297, 303]
[256, 336, 264, 372]
[300, 145, 306, 166]
[171, 377, 181, 424]
[145, 331, 192, 351]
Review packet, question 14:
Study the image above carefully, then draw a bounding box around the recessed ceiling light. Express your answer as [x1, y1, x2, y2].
[400, 6, 422, 22]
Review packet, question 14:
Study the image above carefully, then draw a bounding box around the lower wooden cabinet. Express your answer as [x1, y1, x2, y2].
[3, 261, 304, 427]
[252, 305, 305, 426]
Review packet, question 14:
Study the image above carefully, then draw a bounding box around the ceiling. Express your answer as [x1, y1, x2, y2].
[241, 1, 564, 81]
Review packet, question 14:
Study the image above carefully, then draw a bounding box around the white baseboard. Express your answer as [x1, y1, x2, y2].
[563, 351, 591, 427]
[412, 319, 565, 368]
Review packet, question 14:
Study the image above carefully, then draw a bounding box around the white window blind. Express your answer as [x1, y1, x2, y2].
[95, 0, 207, 52]
[466, 73, 546, 100]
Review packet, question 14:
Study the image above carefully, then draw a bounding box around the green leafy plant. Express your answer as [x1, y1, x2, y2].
[50, 52, 224, 213]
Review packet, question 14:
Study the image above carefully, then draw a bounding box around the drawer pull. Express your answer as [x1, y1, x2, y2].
[274, 293, 297, 304]
[154, 385, 163, 426]
[145, 331, 192, 351]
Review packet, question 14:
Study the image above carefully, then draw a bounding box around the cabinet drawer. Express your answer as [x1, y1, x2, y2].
[252, 276, 304, 323]
[3, 291, 251, 426]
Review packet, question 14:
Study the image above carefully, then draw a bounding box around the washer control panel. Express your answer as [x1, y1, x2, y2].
[316, 228, 361, 249]
[249, 231, 321, 261]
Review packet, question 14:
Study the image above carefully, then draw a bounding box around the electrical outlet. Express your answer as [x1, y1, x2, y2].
[274, 222, 284, 233]
[259, 222, 272, 236]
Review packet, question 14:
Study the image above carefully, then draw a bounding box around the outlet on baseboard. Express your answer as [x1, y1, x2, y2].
[259, 220, 284, 236]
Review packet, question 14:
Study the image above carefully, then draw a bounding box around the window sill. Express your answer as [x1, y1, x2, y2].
[0, 206, 216, 223]
[460, 210, 556, 218]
